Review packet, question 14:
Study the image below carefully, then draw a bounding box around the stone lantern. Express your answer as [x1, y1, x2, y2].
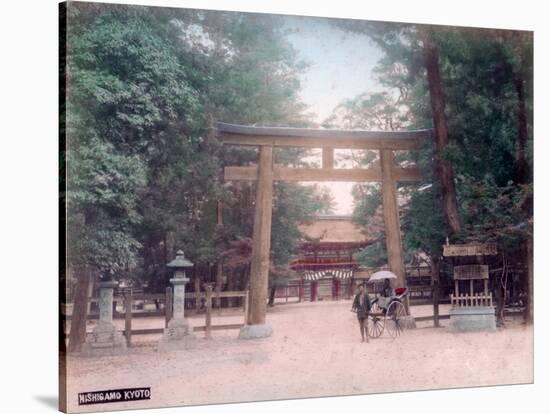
[82, 271, 126, 357]
[160, 250, 196, 349]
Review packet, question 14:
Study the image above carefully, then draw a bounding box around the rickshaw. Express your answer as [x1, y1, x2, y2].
[365, 271, 408, 338]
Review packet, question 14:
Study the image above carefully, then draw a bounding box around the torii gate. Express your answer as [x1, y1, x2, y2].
[217, 122, 432, 338]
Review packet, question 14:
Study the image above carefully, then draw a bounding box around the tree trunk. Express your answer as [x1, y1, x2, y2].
[421, 28, 461, 235]
[268, 285, 276, 307]
[525, 238, 533, 323]
[194, 276, 201, 312]
[163, 234, 168, 269]
[215, 261, 223, 308]
[215, 201, 224, 308]
[226, 269, 237, 308]
[514, 75, 528, 184]
[431, 257, 440, 327]
[495, 257, 507, 327]
[67, 267, 92, 353]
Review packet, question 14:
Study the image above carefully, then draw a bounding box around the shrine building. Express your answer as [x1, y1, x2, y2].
[289, 215, 373, 301]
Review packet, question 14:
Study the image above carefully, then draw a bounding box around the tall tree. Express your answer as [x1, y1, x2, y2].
[419, 27, 461, 235]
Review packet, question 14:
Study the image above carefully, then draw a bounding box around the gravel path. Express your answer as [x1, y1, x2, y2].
[65, 300, 533, 413]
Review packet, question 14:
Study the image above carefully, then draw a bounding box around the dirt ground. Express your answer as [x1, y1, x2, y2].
[65, 300, 533, 413]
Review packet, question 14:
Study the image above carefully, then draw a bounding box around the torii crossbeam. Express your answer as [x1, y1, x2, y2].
[217, 122, 432, 338]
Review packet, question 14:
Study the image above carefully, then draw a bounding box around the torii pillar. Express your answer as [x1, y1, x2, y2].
[380, 149, 406, 289]
[238, 145, 274, 339]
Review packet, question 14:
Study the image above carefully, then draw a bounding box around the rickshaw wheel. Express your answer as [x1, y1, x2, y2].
[367, 302, 384, 338]
[386, 300, 406, 338]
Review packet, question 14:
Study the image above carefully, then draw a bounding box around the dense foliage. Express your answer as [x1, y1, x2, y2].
[64, 3, 332, 294]
[327, 21, 533, 267]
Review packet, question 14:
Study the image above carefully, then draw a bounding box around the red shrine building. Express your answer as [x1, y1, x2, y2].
[290, 215, 372, 301]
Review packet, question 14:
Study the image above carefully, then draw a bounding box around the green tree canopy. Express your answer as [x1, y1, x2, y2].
[64, 3, 331, 288]
[326, 22, 532, 266]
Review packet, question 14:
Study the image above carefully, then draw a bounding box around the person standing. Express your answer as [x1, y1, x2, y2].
[352, 283, 371, 343]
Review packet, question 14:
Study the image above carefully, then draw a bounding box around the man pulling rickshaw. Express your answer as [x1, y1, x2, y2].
[352, 270, 408, 339]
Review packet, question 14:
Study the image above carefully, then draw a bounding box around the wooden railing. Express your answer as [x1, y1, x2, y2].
[450, 292, 493, 307]
[63, 288, 249, 346]
[274, 284, 301, 302]
[185, 289, 248, 314]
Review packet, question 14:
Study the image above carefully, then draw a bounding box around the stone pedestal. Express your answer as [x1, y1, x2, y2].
[399, 315, 417, 329]
[82, 281, 127, 357]
[159, 276, 196, 350]
[238, 324, 273, 339]
[449, 306, 496, 332]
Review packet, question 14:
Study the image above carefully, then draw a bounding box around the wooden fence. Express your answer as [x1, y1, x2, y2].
[450, 292, 493, 307]
[121, 287, 249, 345]
[274, 283, 301, 302]
[63, 288, 249, 347]
[407, 285, 435, 302]
[185, 289, 248, 310]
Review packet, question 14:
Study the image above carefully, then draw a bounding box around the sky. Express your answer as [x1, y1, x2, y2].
[283, 16, 384, 215]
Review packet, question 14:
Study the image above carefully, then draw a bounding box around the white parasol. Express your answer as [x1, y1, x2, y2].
[367, 270, 398, 283]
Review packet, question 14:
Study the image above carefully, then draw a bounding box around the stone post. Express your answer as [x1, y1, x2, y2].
[204, 284, 213, 340]
[82, 281, 126, 357]
[99, 281, 116, 323]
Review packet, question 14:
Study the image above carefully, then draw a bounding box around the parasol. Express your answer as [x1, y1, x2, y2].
[367, 270, 397, 283]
